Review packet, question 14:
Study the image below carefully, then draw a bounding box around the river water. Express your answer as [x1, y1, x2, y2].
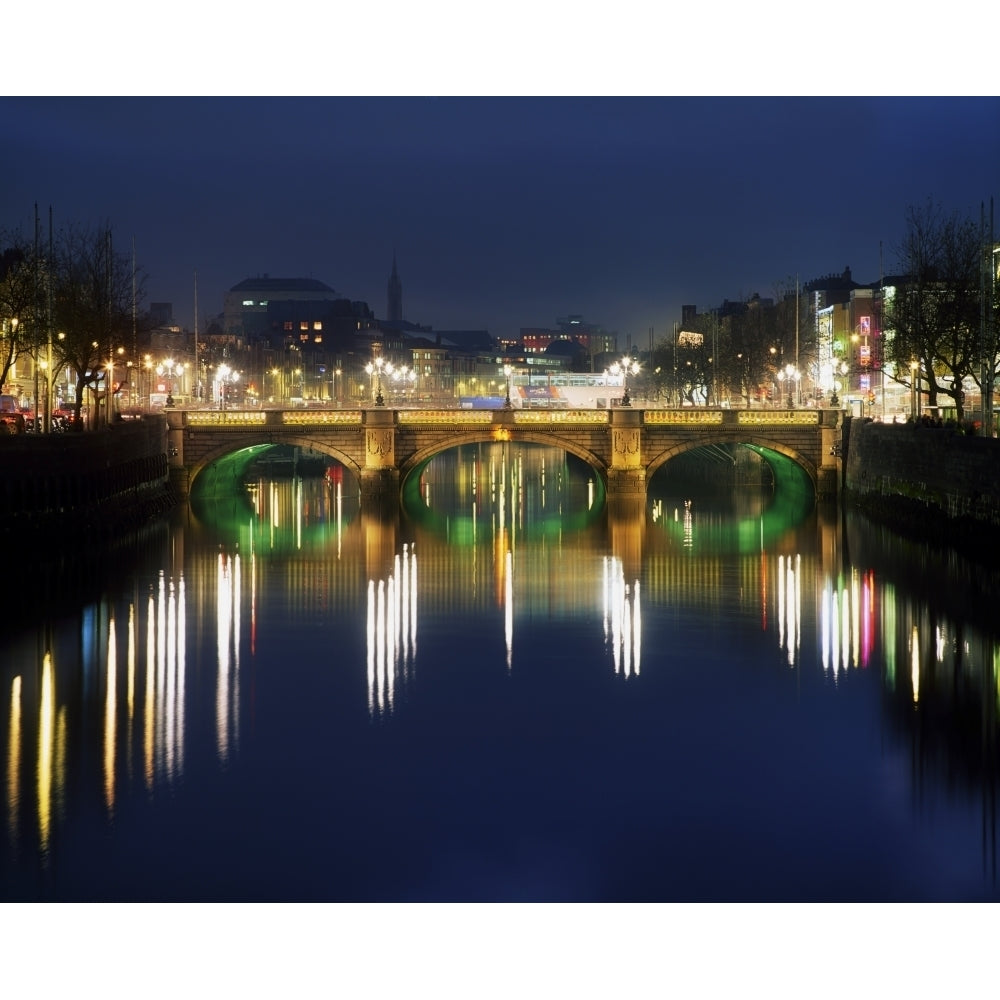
[3, 441, 999, 902]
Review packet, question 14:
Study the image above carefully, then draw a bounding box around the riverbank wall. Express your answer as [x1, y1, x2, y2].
[0, 417, 177, 549]
[842, 416, 1000, 549]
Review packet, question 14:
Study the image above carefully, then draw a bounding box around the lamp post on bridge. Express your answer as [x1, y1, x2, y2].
[503, 364, 513, 408]
[366, 357, 392, 406]
[783, 364, 800, 408]
[610, 356, 640, 406]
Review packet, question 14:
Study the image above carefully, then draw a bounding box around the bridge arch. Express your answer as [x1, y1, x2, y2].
[188, 434, 363, 494]
[397, 429, 611, 494]
[646, 434, 818, 499]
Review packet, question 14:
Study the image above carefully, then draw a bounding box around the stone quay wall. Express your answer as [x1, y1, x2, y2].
[0, 417, 176, 546]
[842, 416, 1000, 547]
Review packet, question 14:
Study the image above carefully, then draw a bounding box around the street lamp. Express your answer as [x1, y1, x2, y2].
[217, 363, 239, 411]
[610, 356, 640, 406]
[503, 364, 513, 408]
[392, 365, 416, 405]
[831, 361, 848, 407]
[157, 357, 180, 406]
[783, 363, 800, 408]
[366, 356, 392, 406]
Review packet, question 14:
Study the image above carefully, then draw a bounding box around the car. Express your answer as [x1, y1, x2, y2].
[0, 394, 26, 434]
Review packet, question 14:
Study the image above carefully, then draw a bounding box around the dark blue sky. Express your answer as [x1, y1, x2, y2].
[3, 96, 998, 340]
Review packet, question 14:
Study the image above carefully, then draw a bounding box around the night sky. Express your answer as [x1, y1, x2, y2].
[3, 95, 998, 342]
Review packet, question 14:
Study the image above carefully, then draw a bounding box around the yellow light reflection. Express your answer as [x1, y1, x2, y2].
[911, 625, 920, 704]
[505, 549, 513, 672]
[37, 652, 54, 859]
[104, 616, 117, 812]
[8, 676, 21, 846]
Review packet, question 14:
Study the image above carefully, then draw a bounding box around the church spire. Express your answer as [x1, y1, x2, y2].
[387, 251, 403, 323]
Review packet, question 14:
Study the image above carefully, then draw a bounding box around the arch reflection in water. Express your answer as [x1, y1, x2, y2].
[367, 543, 418, 719]
[603, 556, 641, 678]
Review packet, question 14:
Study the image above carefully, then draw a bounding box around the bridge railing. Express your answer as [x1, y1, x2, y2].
[172, 405, 833, 429]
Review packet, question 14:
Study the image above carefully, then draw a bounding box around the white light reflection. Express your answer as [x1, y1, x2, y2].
[367, 544, 419, 719]
[144, 588, 155, 788]
[911, 625, 921, 704]
[603, 556, 641, 677]
[777, 554, 801, 667]
[216, 552, 241, 763]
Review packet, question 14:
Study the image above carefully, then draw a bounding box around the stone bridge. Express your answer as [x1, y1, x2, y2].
[165, 406, 842, 505]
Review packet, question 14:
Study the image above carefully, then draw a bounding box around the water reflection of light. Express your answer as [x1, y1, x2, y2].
[777, 554, 801, 667]
[37, 652, 54, 858]
[682, 499, 693, 548]
[603, 556, 641, 677]
[911, 625, 921, 704]
[505, 549, 513, 672]
[822, 569, 877, 675]
[216, 553, 241, 763]
[104, 616, 117, 812]
[821, 582, 848, 679]
[144, 589, 156, 787]
[8, 676, 21, 848]
[367, 544, 419, 718]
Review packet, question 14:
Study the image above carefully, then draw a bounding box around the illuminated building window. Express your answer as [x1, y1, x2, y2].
[300, 321, 309, 331]
[313, 321, 322, 331]
[283, 321, 293, 331]
[243, 299, 255, 306]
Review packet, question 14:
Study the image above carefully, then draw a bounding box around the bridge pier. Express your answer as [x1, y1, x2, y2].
[607, 408, 646, 500]
[361, 408, 400, 503]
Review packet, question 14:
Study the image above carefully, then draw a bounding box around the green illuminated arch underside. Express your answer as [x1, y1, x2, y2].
[653, 444, 815, 552]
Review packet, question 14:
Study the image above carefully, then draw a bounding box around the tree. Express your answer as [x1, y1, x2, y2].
[883, 200, 983, 421]
[50, 224, 145, 429]
[0, 233, 45, 398]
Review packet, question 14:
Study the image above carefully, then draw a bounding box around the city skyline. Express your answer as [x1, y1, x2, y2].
[3, 96, 998, 342]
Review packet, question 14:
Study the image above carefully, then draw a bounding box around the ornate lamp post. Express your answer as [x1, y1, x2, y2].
[831, 361, 848, 407]
[217, 364, 239, 411]
[157, 358, 180, 406]
[611, 356, 640, 406]
[503, 364, 513, 408]
[365, 357, 393, 406]
[783, 364, 800, 408]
